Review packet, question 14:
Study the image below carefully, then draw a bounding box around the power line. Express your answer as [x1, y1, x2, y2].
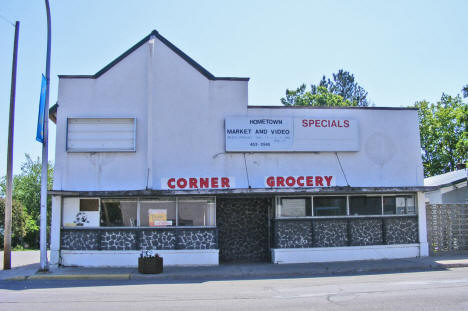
[335, 152, 350, 187]
[0, 12, 15, 27]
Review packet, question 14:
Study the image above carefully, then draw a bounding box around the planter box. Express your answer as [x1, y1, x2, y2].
[138, 257, 163, 274]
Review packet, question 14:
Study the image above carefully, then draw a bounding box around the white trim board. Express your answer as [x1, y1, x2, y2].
[271, 244, 421, 264]
[61, 249, 219, 267]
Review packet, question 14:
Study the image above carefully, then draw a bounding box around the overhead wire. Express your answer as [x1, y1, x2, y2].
[0, 12, 15, 27]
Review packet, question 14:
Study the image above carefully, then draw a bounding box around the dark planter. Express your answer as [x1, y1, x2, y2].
[138, 256, 163, 274]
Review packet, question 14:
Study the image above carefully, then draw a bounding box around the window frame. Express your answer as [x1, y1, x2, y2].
[63, 196, 217, 228]
[99, 198, 138, 227]
[276, 196, 312, 217]
[176, 197, 217, 227]
[66, 117, 137, 153]
[313, 195, 348, 217]
[275, 194, 418, 219]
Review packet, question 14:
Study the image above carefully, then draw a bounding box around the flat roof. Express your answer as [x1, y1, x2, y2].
[247, 106, 418, 110]
[424, 169, 467, 188]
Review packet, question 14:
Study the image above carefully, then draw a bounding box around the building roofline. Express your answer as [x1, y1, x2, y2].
[433, 178, 467, 189]
[247, 105, 418, 110]
[58, 30, 249, 82]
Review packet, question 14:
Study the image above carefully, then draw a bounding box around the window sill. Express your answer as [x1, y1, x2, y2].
[61, 226, 217, 230]
[274, 214, 417, 220]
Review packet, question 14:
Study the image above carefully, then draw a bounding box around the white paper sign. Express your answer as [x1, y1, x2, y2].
[281, 199, 306, 217]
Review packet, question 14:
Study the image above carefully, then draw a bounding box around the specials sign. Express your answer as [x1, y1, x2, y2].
[225, 117, 359, 152]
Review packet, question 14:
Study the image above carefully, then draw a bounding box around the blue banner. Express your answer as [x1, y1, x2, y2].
[36, 75, 47, 143]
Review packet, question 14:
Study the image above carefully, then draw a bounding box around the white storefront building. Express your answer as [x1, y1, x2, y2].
[49, 30, 430, 267]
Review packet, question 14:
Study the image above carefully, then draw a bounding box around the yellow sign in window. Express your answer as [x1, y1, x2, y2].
[148, 209, 172, 226]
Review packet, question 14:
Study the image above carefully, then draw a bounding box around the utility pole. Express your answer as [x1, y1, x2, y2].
[39, 0, 51, 271]
[3, 21, 20, 271]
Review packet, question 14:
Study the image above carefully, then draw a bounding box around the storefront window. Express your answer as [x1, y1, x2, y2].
[277, 197, 311, 217]
[100, 199, 137, 227]
[140, 199, 176, 227]
[383, 197, 396, 214]
[178, 198, 216, 226]
[384, 196, 416, 215]
[314, 196, 347, 216]
[349, 196, 381, 215]
[276, 194, 417, 218]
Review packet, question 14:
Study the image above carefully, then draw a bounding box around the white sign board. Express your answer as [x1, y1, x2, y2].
[67, 118, 136, 152]
[225, 117, 293, 151]
[225, 117, 359, 152]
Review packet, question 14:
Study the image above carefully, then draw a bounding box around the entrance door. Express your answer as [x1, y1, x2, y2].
[217, 197, 271, 262]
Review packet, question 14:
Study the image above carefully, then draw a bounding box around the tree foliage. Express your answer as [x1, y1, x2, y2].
[1, 154, 53, 248]
[0, 199, 37, 248]
[281, 69, 369, 107]
[415, 90, 467, 177]
[281, 84, 355, 107]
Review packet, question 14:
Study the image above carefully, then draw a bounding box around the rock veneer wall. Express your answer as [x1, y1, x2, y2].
[217, 198, 271, 262]
[274, 216, 418, 248]
[61, 227, 217, 251]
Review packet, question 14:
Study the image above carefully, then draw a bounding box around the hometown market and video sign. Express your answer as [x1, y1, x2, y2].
[225, 116, 359, 152]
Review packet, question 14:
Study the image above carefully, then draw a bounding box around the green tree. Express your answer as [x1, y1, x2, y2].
[0, 198, 37, 248]
[281, 85, 354, 107]
[281, 69, 369, 107]
[415, 91, 467, 177]
[1, 154, 53, 248]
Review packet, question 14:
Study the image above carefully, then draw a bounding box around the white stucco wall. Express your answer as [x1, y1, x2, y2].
[54, 36, 424, 192]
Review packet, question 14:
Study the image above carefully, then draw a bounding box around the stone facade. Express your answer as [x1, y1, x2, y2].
[217, 198, 271, 262]
[140, 230, 176, 250]
[384, 217, 418, 244]
[275, 220, 312, 248]
[313, 219, 348, 247]
[274, 216, 418, 248]
[350, 218, 383, 246]
[101, 230, 137, 250]
[61, 230, 100, 250]
[176, 229, 217, 250]
[61, 228, 217, 251]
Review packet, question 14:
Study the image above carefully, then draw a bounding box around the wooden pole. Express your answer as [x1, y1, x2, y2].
[39, 0, 51, 271]
[3, 21, 20, 271]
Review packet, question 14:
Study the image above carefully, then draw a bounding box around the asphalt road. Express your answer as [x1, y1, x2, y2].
[1, 268, 468, 311]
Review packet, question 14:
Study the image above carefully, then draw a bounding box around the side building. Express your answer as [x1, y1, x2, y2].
[424, 168, 468, 204]
[49, 30, 431, 267]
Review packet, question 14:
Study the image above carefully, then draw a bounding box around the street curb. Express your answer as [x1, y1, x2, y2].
[437, 263, 468, 268]
[26, 273, 131, 280]
[3, 262, 468, 281]
[4, 276, 27, 281]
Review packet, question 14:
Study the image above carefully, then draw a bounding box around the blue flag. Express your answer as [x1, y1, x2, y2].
[36, 75, 47, 143]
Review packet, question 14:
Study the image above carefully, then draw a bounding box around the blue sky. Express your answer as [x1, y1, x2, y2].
[1, 0, 467, 177]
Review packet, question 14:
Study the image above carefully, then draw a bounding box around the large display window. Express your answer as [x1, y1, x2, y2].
[63, 197, 216, 227]
[140, 199, 176, 227]
[276, 194, 417, 218]
[100, 199, 138, 227]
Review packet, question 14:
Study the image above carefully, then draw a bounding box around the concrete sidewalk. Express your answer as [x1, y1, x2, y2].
[2, 253, 468, 281]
